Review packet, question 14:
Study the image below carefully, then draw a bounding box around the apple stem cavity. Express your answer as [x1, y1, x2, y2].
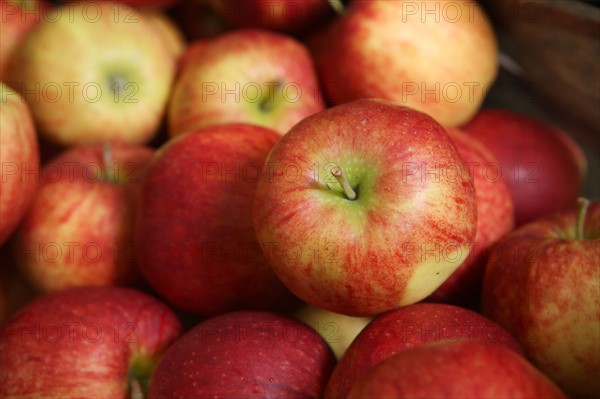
[259, 81, 281, 113]
[331, 165, 357, 200]
[576, 197, 590, 240]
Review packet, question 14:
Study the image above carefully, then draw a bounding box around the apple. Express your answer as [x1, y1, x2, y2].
[253, 98, 478, 316]
[5, 1, 177, 146]
[0, 82, 39, 246]
[0, 285, 182, 398]
[0, 0, 49, 80]
[347, 341, 568, 399]
[293, 303, 373, 359]
[148, 310, 336, 398]
[61, 0, 179, 11]
[426, 127, 514, 305]
[12, 142, 154, 293]
[135, 123, 299, 317]
[206, 0, 333, 35]
[324, 302, 523, 398]
[311, 0, 498, 127]
[482, 199, 600, 399]
[168, 28, 326, 137]
[462, 108, 587, 226]
[141, 9, 186, 61]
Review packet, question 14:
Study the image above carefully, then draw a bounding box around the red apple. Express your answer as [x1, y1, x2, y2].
[12, 142, 154, 293]
[253, 98, 478, 316]
[462, 108, 587, 226]
[0, 285, 182, 398]
[168, 29, 325, 137]
[135, 123, 299, 317]
[482, 199, 600, 398]
[347, 341, 567, 399]
[0, 82, 39, 245]
[207, 0, 333, 34]
[426, 127, 514, 305]
[0, 0, 49, 80]
[148, 310, 336, 398]
[324, 302, 523, 399]
[312, 0, 498, 126]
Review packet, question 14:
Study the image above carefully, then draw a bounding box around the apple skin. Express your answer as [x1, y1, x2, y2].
[462, 108, 587, 226]
[0, 83, 40, 246]
[0, 285, 182, 398]
[168, 28, 326, 137]
[141, 9, 186, 61]
[12, 142, 154, 293]
[206, 0, 333, 35]
[148, 310, 336, 398]
[5, 1, 177, 146]
[324, 302, 523, 399]
[347, 341, 568, 399]
[482, 202, 600, 399]
[0, 0, 49, 80]
[253, 98, 478, 316]
[312, 0, 498, 127]
[426, 127, 514, 305]
[135, 123, 300, 317]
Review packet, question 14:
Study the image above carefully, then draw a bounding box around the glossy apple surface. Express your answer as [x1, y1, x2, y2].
[253, 98, 477, 316]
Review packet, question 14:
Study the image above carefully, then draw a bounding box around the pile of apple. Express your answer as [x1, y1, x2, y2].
[1, 0, 598, 398]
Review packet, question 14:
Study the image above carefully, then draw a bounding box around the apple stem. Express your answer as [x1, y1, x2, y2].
[576, 197, 590, 240]
[331, 165, 357, 200]
[130, 377, 144, 399]
[327, 0, 345, 14]
[102, 143, 118, 184]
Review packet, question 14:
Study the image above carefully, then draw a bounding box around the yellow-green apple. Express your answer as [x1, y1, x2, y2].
[0, 285, 182, 398]
[135, 123, 299, 317]
[252, 98, 478, 316]
[426, 127, 514, 305]
[0, 0, 49, 80]
[168, 29, 325, 137]
[5, 1, 177, 146]
[324, 302, 523, 399]
[12, 142, 154, 293]
[462, 108, 587, 226]
[148, 310, 336, 398]
[482, 199, 600, 399]
[347, 341, 568, 399]
[140, 9, 186, 60]
[311, 0, 498, 127]
[293, 303, 373, 359]
[0, 82, 39, 245]
[206, 0, 333, 35]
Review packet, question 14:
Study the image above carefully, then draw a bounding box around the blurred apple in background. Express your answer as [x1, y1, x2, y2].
[5, 1, 177, 146]
[325, 302, 523, 399]
[13, 142, 154, 293]
[347, 341, 567, 399]
[253, 98, 477, 316]
[168, 29, 325, 137]
[462, 108, 587, 226]
[61, 0, 179, 11]
[148, 310, 336, 398]
[136, 124, 299, 317]
[312, 0, 498, 126]
[0, 0, 49, 80]
[293, 303, 373, 359]
[426, 127, 514, 306]
[482, 199, 599, 399]
[140, 8, 186, 60]
[0, 82, 39, 246]
[0, 286, 182, 398]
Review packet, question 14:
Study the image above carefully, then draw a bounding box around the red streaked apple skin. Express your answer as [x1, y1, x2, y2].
[324, 302, 523, 399]
[427, 127, 514, 305]
[253, 98, 478, 316]
[482, 202, 600, 399]
[12, 142, 154, 293]
[136, 124, 299, 317]
[148, 311, 336, 399]
[0, 83, 40, 245]
[168, 29, 326, 137]
[0, 286, 182, 398]
[347, 341, 568, 399]
[462, 108, 587, 226]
